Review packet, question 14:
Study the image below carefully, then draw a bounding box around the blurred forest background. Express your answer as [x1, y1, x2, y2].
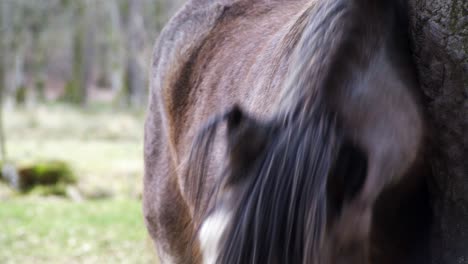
[0, 0, 184, 263]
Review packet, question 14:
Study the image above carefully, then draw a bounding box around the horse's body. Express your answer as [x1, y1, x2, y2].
[144, 0, 431, 263]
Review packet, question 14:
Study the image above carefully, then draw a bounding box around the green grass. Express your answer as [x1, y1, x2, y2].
[1, 103, 157, 263]
[0, 197, 156, 263]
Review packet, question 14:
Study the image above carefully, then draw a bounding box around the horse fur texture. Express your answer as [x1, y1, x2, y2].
[144, 0, 431, 263]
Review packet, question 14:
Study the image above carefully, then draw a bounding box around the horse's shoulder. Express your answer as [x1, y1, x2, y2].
[151, 0, 241, 96]
[147, 0, 249, 156]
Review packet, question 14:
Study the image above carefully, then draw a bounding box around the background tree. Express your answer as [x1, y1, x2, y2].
[0, 0, 184, 108]
[410, 1, 467, 263]
[0, 0, 8, 161]
[124, 0, 146, 106]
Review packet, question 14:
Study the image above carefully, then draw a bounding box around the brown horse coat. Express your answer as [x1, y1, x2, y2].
[144, 0, 431, 263]
[144, 1, 310, 262]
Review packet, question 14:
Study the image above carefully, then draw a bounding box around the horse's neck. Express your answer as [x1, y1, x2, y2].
[275, 1, 345, 116]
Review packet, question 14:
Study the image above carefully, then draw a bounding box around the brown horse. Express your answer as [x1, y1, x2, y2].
[144, 0, 431, 263]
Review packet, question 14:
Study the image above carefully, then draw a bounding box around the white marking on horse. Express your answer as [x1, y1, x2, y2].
[199, 209, 232, 264]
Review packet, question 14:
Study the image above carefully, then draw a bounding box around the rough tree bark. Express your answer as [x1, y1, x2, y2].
[410, 1, 468, 263]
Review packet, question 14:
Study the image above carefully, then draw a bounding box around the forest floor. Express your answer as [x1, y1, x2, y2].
[0, 104, 157, 263]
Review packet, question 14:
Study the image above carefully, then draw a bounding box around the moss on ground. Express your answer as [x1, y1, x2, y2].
[1, 160, 77, 196]
[18, 160, 76, 191]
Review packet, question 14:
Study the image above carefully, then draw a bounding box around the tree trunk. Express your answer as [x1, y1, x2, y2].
[125, 0, 145, 107]
[410, 1, 468, 263]
[68, 0, 95, 105]
[106, 0, 124, 95]
[13, 46, 26, 105]
[29, 29, 46, 107]
[0, 0, 9, 162]
[82, 0, 95, 105]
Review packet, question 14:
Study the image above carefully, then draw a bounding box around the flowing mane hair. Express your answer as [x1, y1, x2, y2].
[187, 102, 347, 264]
[184, 0, 375, 262]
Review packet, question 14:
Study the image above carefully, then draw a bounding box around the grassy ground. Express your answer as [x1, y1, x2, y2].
[5, 104, 144, 198]
[0, 198, 156, 264]
[0, 104, 157, 263]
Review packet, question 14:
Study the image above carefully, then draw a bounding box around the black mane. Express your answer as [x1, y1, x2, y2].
[218, 104, 342, 264]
